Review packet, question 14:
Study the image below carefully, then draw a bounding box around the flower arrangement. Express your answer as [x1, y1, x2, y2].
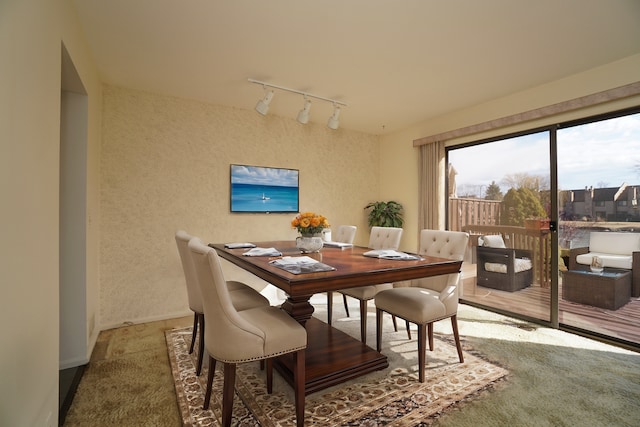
[291, 212, 330, 236]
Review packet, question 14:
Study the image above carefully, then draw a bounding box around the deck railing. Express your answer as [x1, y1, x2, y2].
[448, 198, 501, 232]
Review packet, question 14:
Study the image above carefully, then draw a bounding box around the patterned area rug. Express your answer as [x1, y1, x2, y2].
[166, 324, 508, 427]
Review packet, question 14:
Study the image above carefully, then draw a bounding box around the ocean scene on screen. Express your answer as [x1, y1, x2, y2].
[230, 165, 299, 213]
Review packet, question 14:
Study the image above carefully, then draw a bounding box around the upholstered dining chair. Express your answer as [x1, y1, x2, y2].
[188, 237, 307, 427]
[330, 226, 403, 343]
[325, 225, 357, 325]
[175, 230, 269, 376]
[332, 225, 357, 245]
[374, 229, 469, 382]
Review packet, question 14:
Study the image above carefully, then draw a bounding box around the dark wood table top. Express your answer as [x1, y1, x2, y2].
[210, 240, 462, 297]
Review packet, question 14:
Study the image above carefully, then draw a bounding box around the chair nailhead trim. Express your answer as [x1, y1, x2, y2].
[216, 345, 307, 364]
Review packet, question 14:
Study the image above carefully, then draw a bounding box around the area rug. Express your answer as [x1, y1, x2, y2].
[166, 320, 508, 427]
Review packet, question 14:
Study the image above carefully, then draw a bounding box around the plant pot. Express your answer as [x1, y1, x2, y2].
[296, 235, 324, 253]
[525, 218, 550, 230]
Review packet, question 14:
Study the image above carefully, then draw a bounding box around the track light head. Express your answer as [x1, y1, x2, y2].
[327, 105, 341, 130]
[297, 97, 312, 124]
[255, 89, 274, 115]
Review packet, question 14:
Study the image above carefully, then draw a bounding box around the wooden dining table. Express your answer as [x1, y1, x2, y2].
[210, 240, 462, 394]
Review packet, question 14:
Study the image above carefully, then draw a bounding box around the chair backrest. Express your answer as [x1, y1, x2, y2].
[478, 234, 506, 249]
[334, 225, 357, 244]
[589, 231, 640, 256]
[188, 237, 269, 362]
[175, 230, 203, 313]
[413, 230, 469, 299]
[368, 226, 403, 250]
[419, 229, 469, 261]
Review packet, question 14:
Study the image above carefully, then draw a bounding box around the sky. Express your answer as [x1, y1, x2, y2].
[448, 112, 640, 197]
[231, 164, 299, 187]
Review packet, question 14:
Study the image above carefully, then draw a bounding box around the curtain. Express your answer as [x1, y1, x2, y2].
[418, 141, 445, 232]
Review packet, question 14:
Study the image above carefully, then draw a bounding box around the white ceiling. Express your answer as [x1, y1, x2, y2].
[71, 0, 640, 135]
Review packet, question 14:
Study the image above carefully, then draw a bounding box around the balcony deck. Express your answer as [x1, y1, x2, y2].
[460, 262, 640, 347]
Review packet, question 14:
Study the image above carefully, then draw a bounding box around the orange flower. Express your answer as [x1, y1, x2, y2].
[291, 212, 330, 235]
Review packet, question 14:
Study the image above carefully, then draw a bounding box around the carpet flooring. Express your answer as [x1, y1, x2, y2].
[62, 303, 640, 427]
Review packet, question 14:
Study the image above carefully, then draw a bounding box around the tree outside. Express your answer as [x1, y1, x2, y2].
[500, 187, 547, 226]
[485, 181, 503, 201]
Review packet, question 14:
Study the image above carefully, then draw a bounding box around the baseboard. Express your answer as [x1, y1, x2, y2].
[100, 309, 193, 331]
[59, 365, 86, 426]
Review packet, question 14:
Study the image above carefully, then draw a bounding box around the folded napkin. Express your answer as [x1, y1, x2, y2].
[363, 249, 422, 260]
[242, 247, 282, 257]
[269, 256, 319, 266]
[224, 242, 256, 249]
[269, 256, 336, 274]
[323, 241, 353, 249]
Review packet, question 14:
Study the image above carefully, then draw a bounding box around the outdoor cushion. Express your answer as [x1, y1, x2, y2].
[588, 232, 640, 256]
[485, 258, 532, 274]
[575, 252, 633, 270]
[479, 234, 506, 248]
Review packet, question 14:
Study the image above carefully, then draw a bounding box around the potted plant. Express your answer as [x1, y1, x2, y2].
[291, 211, 330, 253]
[364, 201, 404, 228]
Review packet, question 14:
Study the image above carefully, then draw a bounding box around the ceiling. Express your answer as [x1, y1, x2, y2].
[71, 0, 640, 135]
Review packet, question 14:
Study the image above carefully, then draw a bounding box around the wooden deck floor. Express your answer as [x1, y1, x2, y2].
[460, 263, 640, 347]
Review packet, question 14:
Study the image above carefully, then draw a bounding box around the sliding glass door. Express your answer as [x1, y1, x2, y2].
[448, 131, 552, 323]
[447, 108, 640, 348]
[557, 112, 640, 345]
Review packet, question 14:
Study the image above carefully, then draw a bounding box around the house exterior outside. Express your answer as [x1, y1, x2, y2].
[561, 184, 640, 222]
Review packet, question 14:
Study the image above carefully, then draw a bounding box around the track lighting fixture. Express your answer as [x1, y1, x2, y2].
[297, 97, 311, 124]
[249, 78, 347, 130]
[255, 88, 274, 115]
[327, 105, 341, 130]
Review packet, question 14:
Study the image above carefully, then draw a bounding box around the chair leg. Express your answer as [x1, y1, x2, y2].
[428, 322, 434, 351]
[196, 313, 205, 376]
[406, 320, 411, 340]
[417, 323, 426, 383]
[343, 293, 350, 317]
[327, 291, 333, 325]
[266, 358, 273, 394]
[359, 300, 368, 344]
[189, 312, 198, 354]
[293, 349, 306, 427]
[203, 356, 217, 410]
[222, 363, 237, 427]
[392, 315, 398, 332]
[451, 315, 465, 363]
[376, 308, 383, 352]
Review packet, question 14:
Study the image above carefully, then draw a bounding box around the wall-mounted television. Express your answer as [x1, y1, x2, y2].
[230, 164, 299, 213]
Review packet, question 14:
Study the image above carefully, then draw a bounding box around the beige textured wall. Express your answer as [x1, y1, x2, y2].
[1, 0, 102, 424]
[100, 85, 380, 327]
[379, 54, 640, 252]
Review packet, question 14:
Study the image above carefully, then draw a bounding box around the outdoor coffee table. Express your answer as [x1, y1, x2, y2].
[562, 269, 631, 310]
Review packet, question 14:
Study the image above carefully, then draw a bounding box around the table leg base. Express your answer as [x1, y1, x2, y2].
[275, 317, 389, 395]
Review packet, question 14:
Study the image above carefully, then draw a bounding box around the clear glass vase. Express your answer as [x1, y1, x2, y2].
[590, 255, 603, 274]
[296, 235, 324, 253]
